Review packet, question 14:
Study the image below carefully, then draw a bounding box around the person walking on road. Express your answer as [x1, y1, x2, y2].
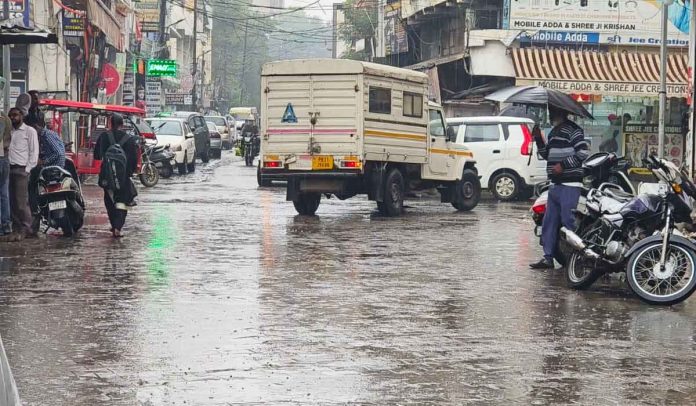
[94, 114, 138, 238]
[529, 106, 589, 269]
[0, 111, 12, 235]
[4, 107, 39, 242]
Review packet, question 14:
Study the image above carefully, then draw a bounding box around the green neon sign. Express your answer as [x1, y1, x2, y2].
[146, 59, 177, 77]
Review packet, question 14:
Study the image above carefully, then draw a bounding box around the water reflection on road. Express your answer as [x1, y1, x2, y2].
[0, 152, 695, 405]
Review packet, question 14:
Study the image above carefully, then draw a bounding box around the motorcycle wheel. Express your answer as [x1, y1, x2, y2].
[58, 213, 73, 237]
[627, 241, 696, 305]
[566, 251, 604, 289]
[245, 150, 253, 166]
[139, 163, 159, 187]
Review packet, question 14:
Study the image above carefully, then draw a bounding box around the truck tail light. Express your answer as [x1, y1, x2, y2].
[339, 156, 361, 169]
[521, 124, 532, 156]
[264, 161, 282, 168]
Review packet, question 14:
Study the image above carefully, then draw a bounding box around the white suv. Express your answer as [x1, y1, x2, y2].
[446, 116, 547, 201]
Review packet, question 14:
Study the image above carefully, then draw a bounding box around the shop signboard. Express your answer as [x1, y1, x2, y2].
[145, 79, 163, 116]
[165, 93, 188, 105]
[624, 125, 685, 167]
[518, 79, 689, 97]
[123, 72, 135, 105]
[9, 80, 24, 107]
[62, 10, 84, 37]
[506, 0, 691, 47]
[0, 0, 30, 27]
[146, 60, 177, 77]
[136, 0, 160, 32]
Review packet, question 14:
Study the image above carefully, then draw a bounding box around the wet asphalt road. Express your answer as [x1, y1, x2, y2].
[2, 151, 696, 405]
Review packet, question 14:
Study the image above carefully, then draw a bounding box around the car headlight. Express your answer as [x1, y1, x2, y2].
[173, 144, 182, 152]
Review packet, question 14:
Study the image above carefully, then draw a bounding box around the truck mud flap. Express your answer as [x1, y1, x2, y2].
[368, 166, 385, 203]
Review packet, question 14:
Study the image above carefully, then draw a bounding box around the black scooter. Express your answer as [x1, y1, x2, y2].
[35, 159, 85, 237]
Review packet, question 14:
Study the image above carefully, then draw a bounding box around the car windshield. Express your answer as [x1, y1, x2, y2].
[206, 117, 226, 126]
[206, 122, 217, 132]
[147, 120, 183, 136]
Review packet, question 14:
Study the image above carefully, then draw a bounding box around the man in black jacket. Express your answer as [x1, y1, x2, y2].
[530, 106, 590, 269]
[94, 114, 138, 238]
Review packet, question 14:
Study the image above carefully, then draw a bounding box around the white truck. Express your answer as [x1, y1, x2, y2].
[259, 59, 481, 216]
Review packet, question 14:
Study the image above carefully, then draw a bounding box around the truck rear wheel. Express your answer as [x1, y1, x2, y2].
[293, 193, 321, 215]
[379, 168, 404, 217]
[451, 169, 481, 211]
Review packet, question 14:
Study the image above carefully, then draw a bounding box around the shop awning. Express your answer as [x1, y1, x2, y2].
[405, 53, 464, 71]
[512, 48, 689, 97]
[0, 24, 58, 45]
[86, 0, 123, 51]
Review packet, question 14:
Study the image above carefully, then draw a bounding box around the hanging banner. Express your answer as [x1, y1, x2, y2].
[506, 0, 691, 46]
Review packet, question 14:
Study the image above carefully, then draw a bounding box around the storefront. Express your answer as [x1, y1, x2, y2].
[512, 47, 689, 166]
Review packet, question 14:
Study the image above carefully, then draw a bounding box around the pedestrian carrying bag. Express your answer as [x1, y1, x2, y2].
[98, 131, 129, 191]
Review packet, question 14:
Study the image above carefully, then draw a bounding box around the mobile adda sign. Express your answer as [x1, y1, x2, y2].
[505, 0, 690, 47]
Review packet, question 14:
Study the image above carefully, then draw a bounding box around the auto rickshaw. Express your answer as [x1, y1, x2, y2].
[38, 100, 156, 185]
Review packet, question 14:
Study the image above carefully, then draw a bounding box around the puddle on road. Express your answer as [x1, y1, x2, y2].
[1, 153, 696, 405]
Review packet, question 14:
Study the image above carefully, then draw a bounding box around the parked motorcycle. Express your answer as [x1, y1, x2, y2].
[561, 155, 696, 305]
[244, 133, 260, 167]
[147, 142, 175, 179]
[35, 159, 85, 237]
[139, 141, 175, 187]
[531, 152, 635, 266]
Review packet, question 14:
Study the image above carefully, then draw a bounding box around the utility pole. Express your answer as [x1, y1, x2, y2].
[158, 0, 167, 58]
[239, 23, 248, 105]
[658, 0, 673, 159]
[3, 0, 11, 112]
[191, 0, 198, 111]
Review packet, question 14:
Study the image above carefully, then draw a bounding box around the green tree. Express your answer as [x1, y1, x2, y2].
[338, 0, 377, 60]
[211, 2, 332, 111]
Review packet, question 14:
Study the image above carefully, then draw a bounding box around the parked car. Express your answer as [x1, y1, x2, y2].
[168, 111, 211, 162]
[145, 118, 197, 175]
[446, 116, 546, 201]
[205, 115, 234, 149]
[206, 122, 223, 159]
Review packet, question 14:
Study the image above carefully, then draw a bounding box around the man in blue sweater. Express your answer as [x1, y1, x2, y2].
[530, 106, 589, 269]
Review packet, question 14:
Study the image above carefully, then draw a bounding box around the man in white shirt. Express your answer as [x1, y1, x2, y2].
[0, 111, 11, 235]
[5, 107, 38, 241]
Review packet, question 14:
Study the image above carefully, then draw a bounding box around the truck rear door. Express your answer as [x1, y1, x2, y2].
[262, 74, 360, 170]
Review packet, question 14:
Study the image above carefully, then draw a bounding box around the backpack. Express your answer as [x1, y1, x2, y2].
[98, 131, 130, 191]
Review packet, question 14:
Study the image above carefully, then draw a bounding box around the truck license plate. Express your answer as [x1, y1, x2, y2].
[49, 200, 67, 211]
[312, 156, 333, 170]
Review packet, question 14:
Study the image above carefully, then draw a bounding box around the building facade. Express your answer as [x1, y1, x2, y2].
[375, 0, 691, 167]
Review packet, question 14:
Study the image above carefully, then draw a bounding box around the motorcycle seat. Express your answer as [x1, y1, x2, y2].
[604, 188, 633, 203]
